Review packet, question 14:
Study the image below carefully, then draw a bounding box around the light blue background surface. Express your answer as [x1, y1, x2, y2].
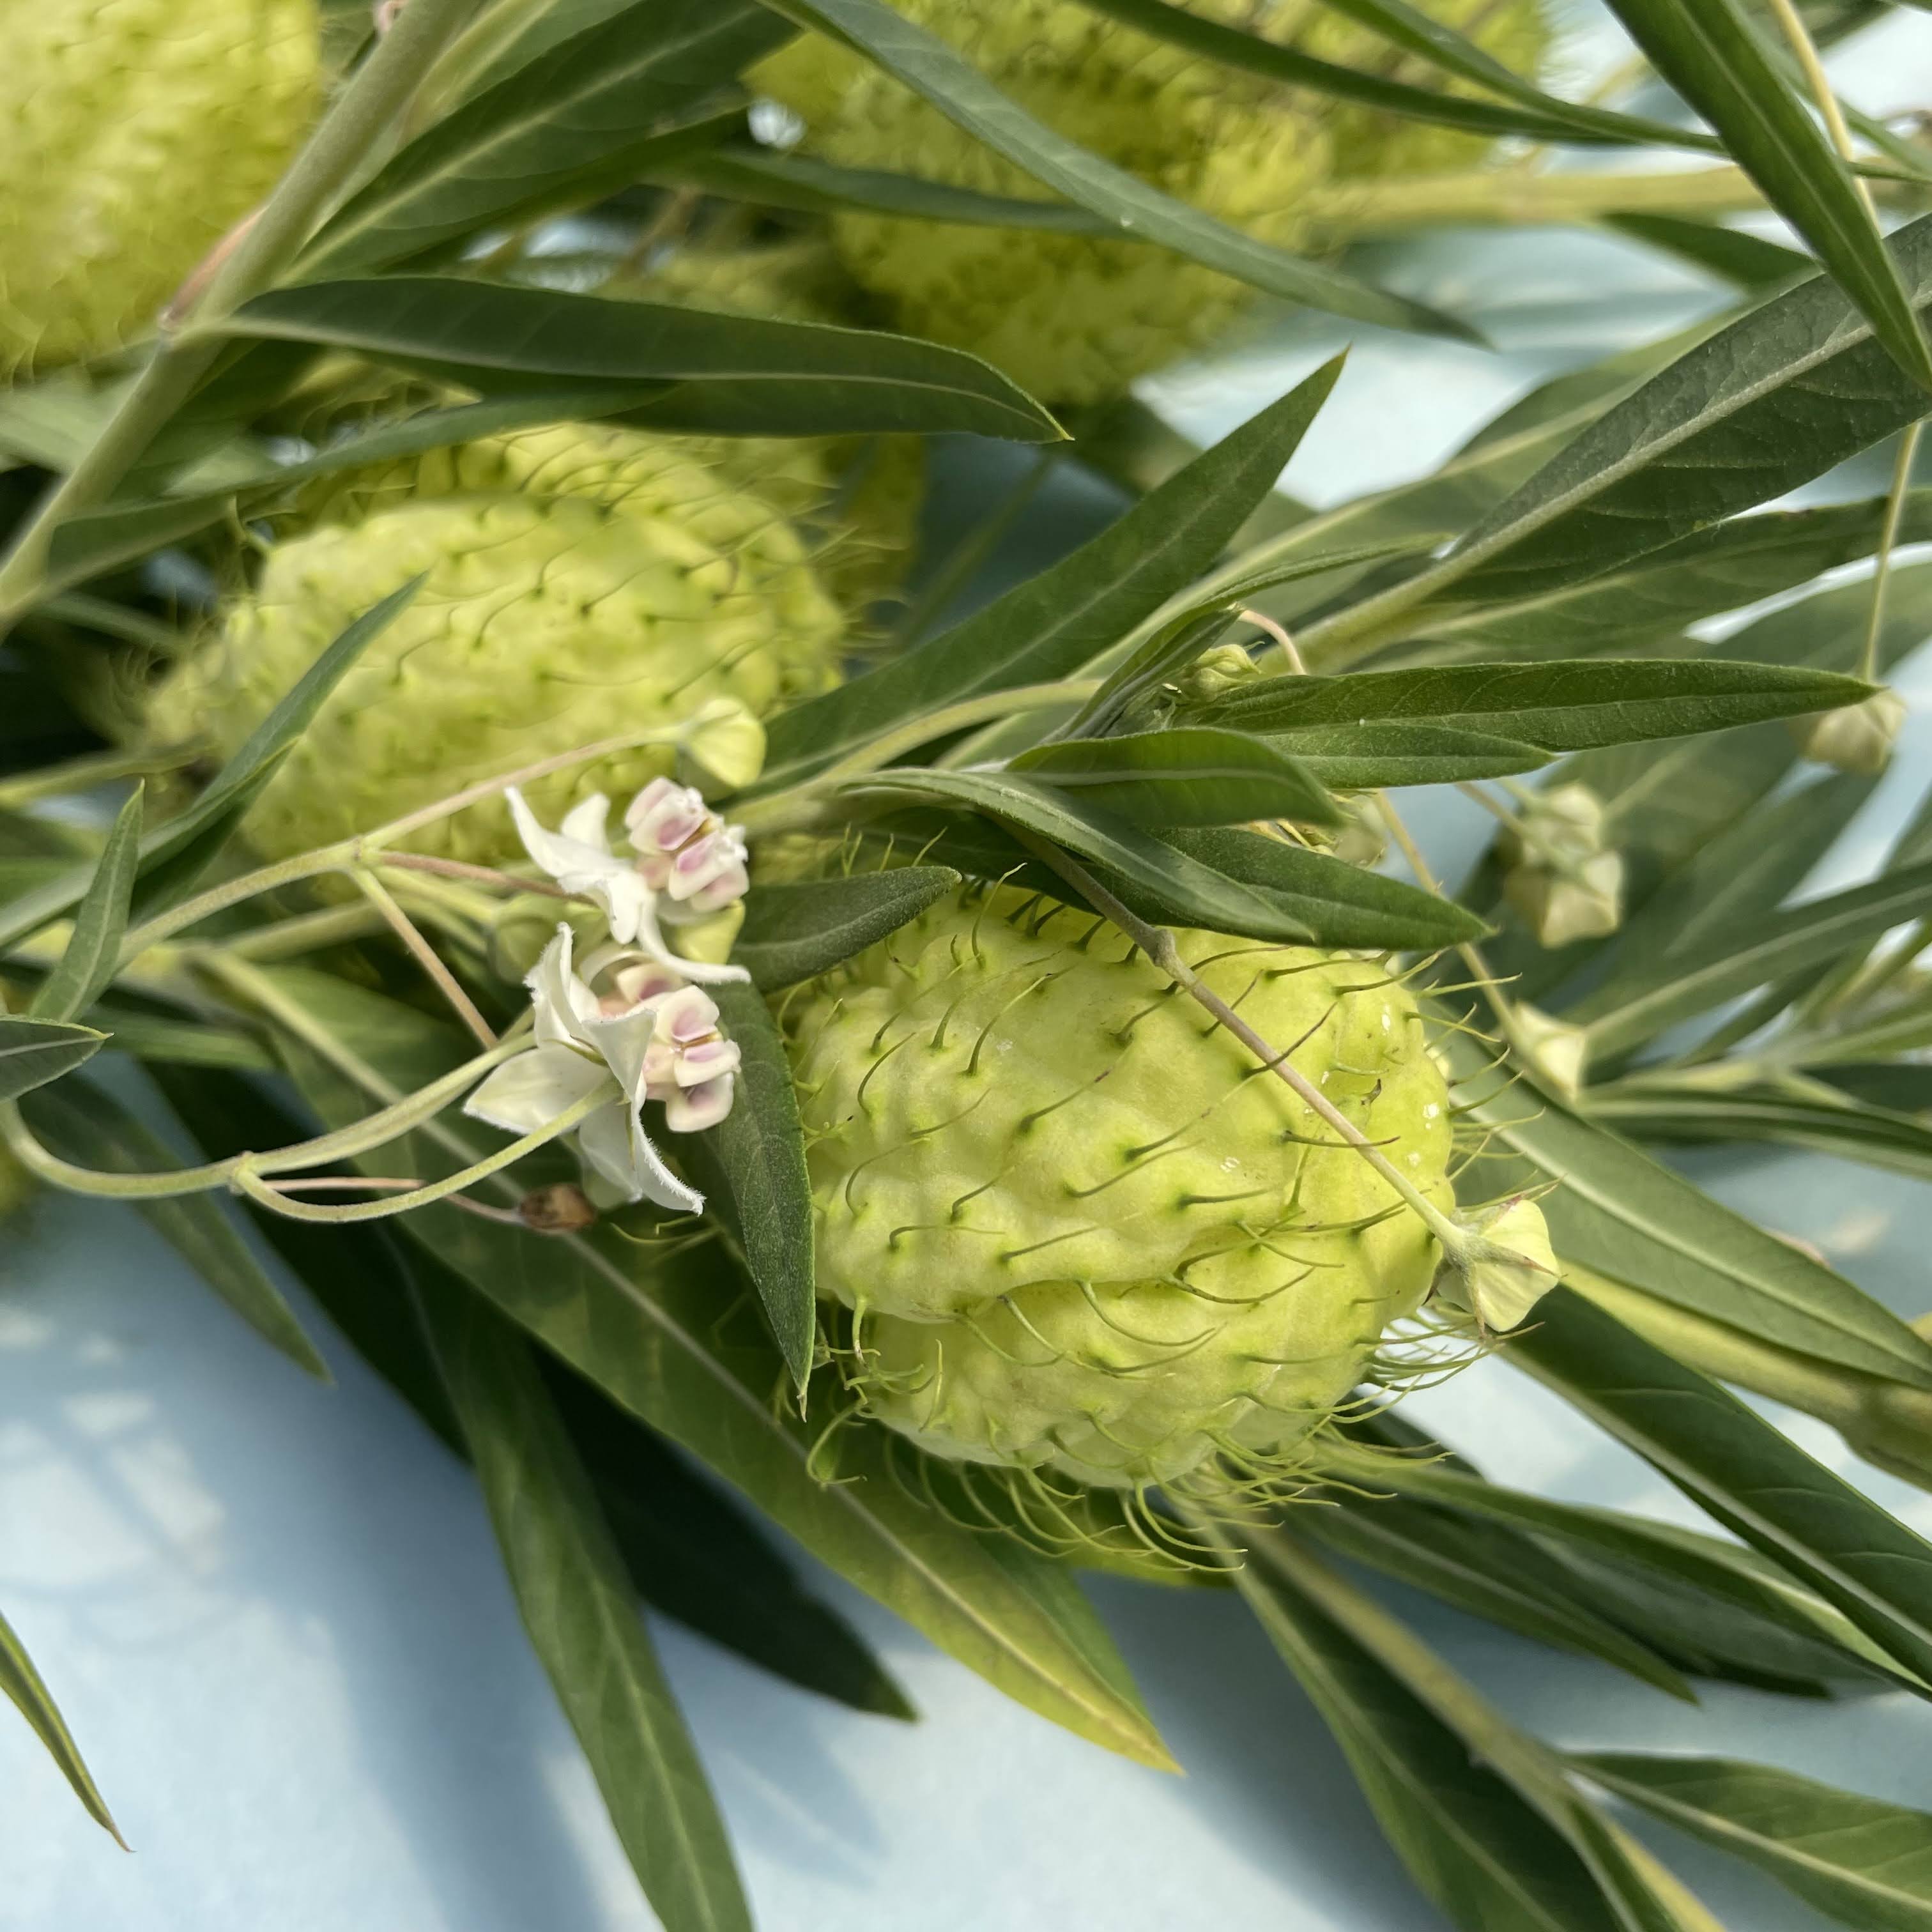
[12, 23, 1932, 1921]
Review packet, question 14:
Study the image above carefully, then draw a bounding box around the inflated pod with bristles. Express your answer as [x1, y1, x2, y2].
[1, 0, 319, 376]
[783, 883, 1454, 1491]
[147, 424, 847, 866]
[755, 0, 1545, 404]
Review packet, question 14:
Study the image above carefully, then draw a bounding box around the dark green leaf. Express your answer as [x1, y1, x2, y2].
[1317, 1443, 1913, 1693]
[1412, 215, 1932, 611]
[1447, 1032, 1932, 1389]
[1577, 1753, 1932, 1932]
[1601, 0, 1932, 391]
[757, 0, 1476, 339]
[1081, 0, 1721, 152]
[415, 1275, 753, 1932]
[302, 1, 785, 275]
[227, 277, 1061, 441]
[733, 866, 960, 990]
[1010, 728, 1340, 828]
[1197, 659, 1874, 753]
[265, 970, 1174, 1768]
[1569, 857, 1932, 1059]
[0, 1015, 105, 1102]
[17, 1078, 328, 1377]
[755, 383, 1344, 793]
[1255, 720, 1550, 788]
[1237, 1531, 1685, 1932]
[685, 984, 814, 1389]
[671, 144, 1115, 232]
[1602, 213, 1812, 289]
[0, 1606, 122, 1846]
[1298, 1495, 1696, 1699]
[856, 811, 1491, 951]
[27, 786, 142, 1023]
[1510, 1290, 1932, 1686]
[422, 0, 645, 109]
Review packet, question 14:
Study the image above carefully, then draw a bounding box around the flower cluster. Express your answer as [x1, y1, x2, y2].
[466, 780, 751, 1212]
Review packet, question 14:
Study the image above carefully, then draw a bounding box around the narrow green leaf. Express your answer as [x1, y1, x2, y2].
[0, 1606, 122, 1846]
[1436, 215, 1932, 608]
[1253, 720, 1550, 789]
[670, 144, 1116, 232]
[1602, 0, 1932, 391]
[687, 985, 814, 1389]
[1197, 659, 1874, 753]
[1584, 1082, 1932, 1181]
[227, 277, 1061, 441]
[0, 1015, 105, 1102]
[266, 970, 1174, 1769]
[1602, 213, 1813, 290]
[1317, 1443, 1914, 1693]
[1236, 1530, 1702, 1932]
[421, 0, 645, 110]
[1010, 728, 1340, 829]
[415, 1275, 753, 1932]
[27, 786, 142, 1023]
[1570, 857, 1932, 1059]
[1510, 1290, 1932, 1687]
[757, 0, 1476, 339]
[1297, 1496, 1696, 1699]
[755, 381, 1345, 793]
[17, 1078, 328, 1377]
[1577, 1753, 1932, 1932]
[1447, 1031, 1932, 1389]
[855, 810, 1491, 951]
[847, 767, 1328, 940]
[1080, 0, 1722, 153]
[733, 866, 960, 990]
[302, 0, 786, 275]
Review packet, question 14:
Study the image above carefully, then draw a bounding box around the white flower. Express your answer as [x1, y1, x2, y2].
[626, 777, 751, 915]
[464, 926, 719, 1212]
[505, 786, 747, 986]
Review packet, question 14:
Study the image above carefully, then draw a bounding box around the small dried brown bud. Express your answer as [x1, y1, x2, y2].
[517, 1183, 599, 1234]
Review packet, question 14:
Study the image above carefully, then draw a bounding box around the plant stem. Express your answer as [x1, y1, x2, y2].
[1004, 827, 1466, 1256]
[1864, 423, 1922, 680]
[0, 0, 482, 627]
[232, 1083, 610, 1224]
[353, 869, 497, 1046]
[1298, 158, 1917, 238]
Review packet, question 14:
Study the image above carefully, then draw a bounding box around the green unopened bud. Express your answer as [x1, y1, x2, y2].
[1505, 850, 1625, 947]
[1330, 800, 1387, 870]
[677, 697, 768, 793]
[1434, 1195, 1559, 1333]
[1789, 688, 1908, 776]
[1506, 1001, 1590, 1101]
[666, 901, 745, 967]
[1176, 641, 1261, 703]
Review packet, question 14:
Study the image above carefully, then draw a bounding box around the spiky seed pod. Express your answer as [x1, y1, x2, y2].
[1, 0, 319, 376]
[756, 1, 1333, 404]
[784, 884, 1453, 1489]
[149, 425, 845, 866]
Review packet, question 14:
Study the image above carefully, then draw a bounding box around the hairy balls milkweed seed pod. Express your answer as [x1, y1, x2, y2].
[784, 884, 1455, 1489]
[1, 0, 320, 376]
[148, 425, 847, 866]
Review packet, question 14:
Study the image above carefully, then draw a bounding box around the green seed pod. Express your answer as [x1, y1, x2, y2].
[150, 425, 845, 866]
[785, 884, 1453, 1488]
[756, 1, 1333, 404]
[1, 0, 319, 375]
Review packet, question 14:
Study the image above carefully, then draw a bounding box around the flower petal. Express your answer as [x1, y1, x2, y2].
[631, 892, 749, 986]
[464, 1043, 610, 1135]
[576, 1098, 704, 1213]
[665, 1075, 735, 1133]
[526, 925, 600, 1048]
[559, 792, 614, 850]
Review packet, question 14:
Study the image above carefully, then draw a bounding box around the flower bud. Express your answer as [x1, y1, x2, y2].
[1432, 1195, 1559, 1333]
[1789, 688, 1907, 776]
[1176, 642, 1261, 703]
[1505, 850, 1625, 947]
[1506, 1002, 1590, 1101]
